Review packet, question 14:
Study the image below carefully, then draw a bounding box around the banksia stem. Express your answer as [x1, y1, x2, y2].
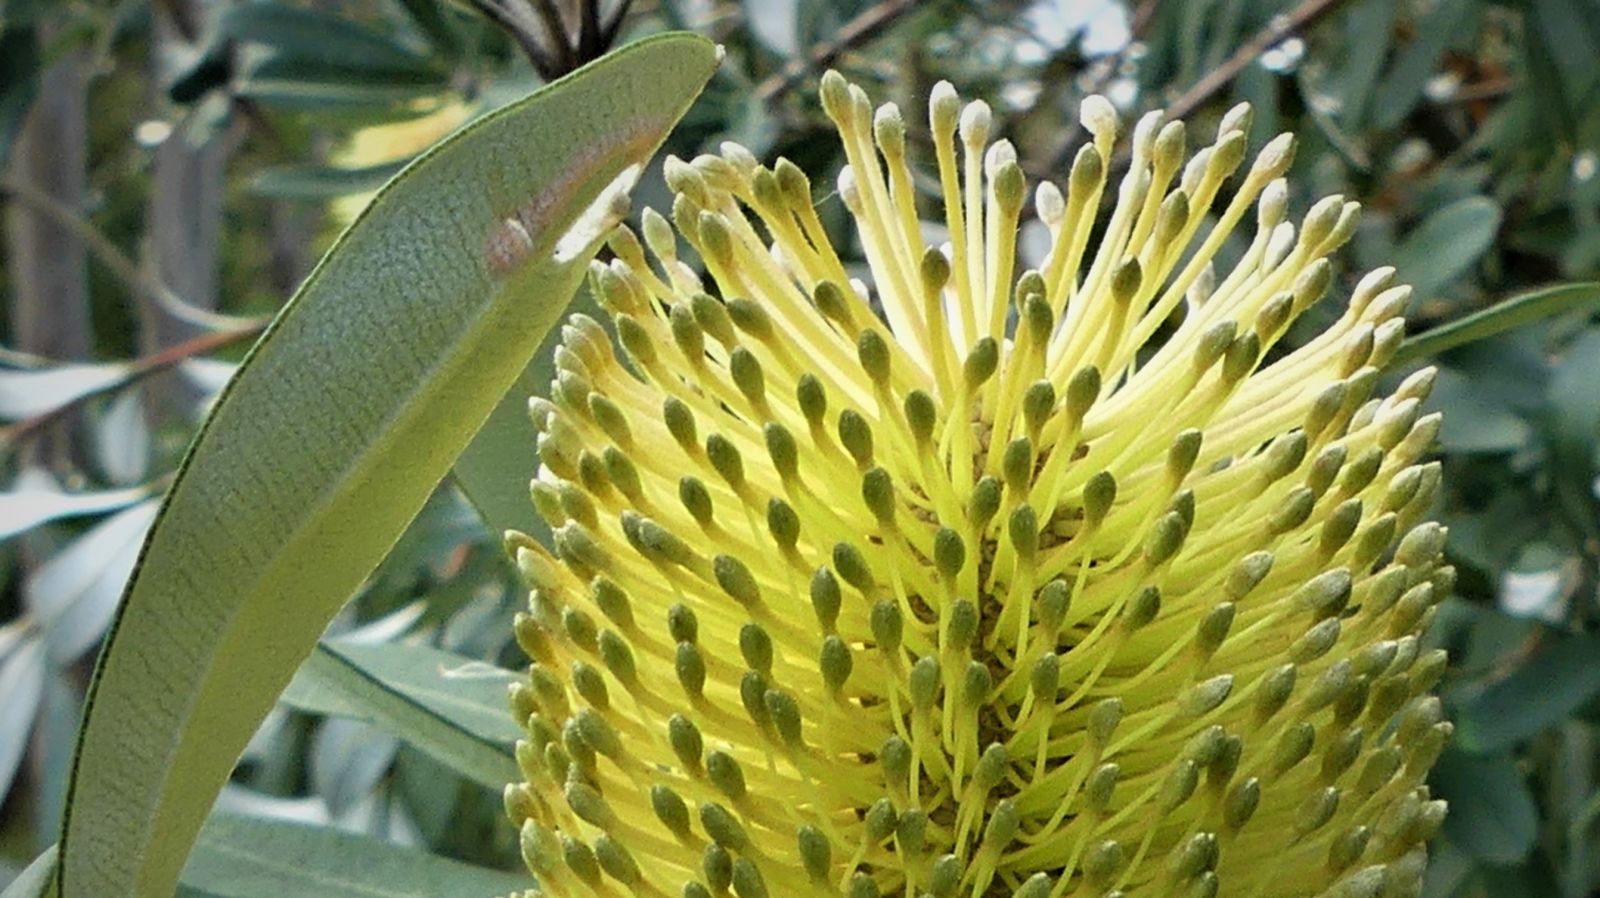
[504, 73, 1450, 898]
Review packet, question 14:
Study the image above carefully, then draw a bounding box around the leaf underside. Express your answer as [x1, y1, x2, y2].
[57, 33, 718, 898]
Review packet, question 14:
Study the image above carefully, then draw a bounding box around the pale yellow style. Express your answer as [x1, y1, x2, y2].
[503, 72, 1451, 898]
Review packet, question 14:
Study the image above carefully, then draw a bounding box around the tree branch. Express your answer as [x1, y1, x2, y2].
[1164, 0, 1349, 122]
[1034, 0, 1350, 180]
[756, 0, 921, 103]
[2, 323, 266, 448]
[0, 178, 267, 333]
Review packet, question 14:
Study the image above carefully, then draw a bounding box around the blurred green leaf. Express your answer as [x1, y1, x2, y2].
[175, 814, 527, 897]
[1372, 0, 1481, 130]
[0, 847, 56, 898]
[308, 718, 398, 817]
[222, 3, 442, 79]
[1330, 0, 1398, 128]
[1427, 367, 1530, 454]
[24, 498, 158, 662]
[0, 363, 131, 422]
[249, 161, 408, 200]
[1544, 329, 1600, 548]
[0, 637, 45, 802]
[57, 34, 719, 898]
[1391, 196, 1502, 305]
[1528, 0, 1600, 121]
[1434, 748, 1540, 865]
[0, 478, 153, 541]
[388, 0, 461, 56]
[234, 56, 447, 113]
[281, 640, 520, 789]
[1454, 633, 1600, 752]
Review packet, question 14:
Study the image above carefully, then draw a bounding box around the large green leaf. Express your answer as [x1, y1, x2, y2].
[1453, 632, 1600, 754]
[281, 640, 521, 789]
[57, 33, 718, 898]
[176, 814, 527, 897]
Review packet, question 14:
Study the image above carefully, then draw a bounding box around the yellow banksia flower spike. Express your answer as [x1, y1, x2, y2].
[503, 71, 1451, 898]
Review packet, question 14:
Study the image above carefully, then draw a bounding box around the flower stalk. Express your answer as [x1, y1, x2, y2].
[504, 72, 1450, 898]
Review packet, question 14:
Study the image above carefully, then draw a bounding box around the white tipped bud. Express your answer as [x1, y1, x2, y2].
[1371, 318, 1407, 366]
[1180, 148, 1211, 196]
[1080, 94, 1119, 147]
[1348, 267, 1397, 315]
[960, 100, 992, 146]
[1367, 286, 1413, 322]
[1153, 121, 1186, 173]
[1301, 195, 1346, 248]
[1266, 222, 1297, 269]
[985, 139, 1018, 175]
[837, 165, 861, 212]
[1187, 263, 1216, 309]
[1036, 182, 1065, 226]
[1394, 366, 1438, 404]
[1131, 109, 1164, 163]
[1325, 201, 1362, 250]
[875, 103, 907, 156]
[1253, 132, 1297, 180]
[844, 83, 873, 133]
[1258, 179, 1289, 229]
[930, 81, 960, 136]
[1218, 101, 1252, 138]
[719, 141, 758, 178]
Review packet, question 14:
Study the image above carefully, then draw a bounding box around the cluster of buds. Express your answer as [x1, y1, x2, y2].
[503, 71, 1451, 898]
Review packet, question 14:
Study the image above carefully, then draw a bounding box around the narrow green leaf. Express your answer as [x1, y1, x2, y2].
[176, 814, 527, 897]
[281, 641, 520, 789]
[1390, 282, 1600, 367]
[234, 58, 448, 113]
[1454, 632, 1600, 753]
[222, 3, 442, 79]
[58, 34, 718, 898]
[249, 161, 409, 200]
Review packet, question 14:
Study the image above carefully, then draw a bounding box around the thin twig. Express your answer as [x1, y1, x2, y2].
[578, 0, 602, 60]
[756, 0, 922, 104]
[0, 179, 268, 333]
[1035, 0, 1162, 178]
[468, 0, 561, 80]
[1163, 0, 1349, 121]
[599, 0, 633, 48]
[528, 0, 578, 72]
[2, 323, 265, 448]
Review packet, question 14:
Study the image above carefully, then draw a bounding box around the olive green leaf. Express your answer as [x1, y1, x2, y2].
[57, 33, 718, 898]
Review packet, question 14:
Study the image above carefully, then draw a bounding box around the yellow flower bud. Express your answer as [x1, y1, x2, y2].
[510, 76, 1449, 898]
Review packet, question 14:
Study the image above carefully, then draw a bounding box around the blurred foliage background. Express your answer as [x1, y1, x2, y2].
[1, 0, 1598, 895]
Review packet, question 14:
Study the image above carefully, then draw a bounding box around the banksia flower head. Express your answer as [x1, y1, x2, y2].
[505, 71, 1452, 898]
